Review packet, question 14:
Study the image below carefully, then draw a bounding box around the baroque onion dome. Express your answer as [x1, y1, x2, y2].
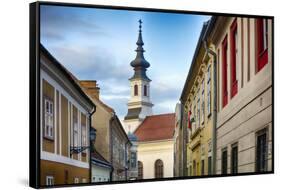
[130, 19, 151, 81]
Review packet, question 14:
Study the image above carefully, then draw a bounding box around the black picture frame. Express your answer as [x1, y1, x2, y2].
[30, 1, 274, 189]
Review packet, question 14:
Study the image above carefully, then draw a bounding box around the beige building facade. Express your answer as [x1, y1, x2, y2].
[40, 45, 95, 186]
[79, 81, 133, 181]
[206, 17, 273, 174]
[180, 22, 215, 176]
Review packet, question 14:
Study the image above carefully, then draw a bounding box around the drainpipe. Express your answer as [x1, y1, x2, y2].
[180, 102, 186, 176]
[89, 105, 96, 183]
[204, 41, 217, 175]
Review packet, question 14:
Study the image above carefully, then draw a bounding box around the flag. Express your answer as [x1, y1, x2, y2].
[188, 110, 194, 129]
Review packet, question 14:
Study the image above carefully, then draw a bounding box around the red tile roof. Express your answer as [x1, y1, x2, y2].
[134, 113, 175, 142]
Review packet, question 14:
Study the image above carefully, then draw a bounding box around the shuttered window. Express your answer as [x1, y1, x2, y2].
[230, 19, 238, 97]
[138, 161, 143, 179]
[44, 98, 54, 140]
[257, 19, 269, 71]
[222, 36, 228, 108]
[256, 129, 267, 172]
[222, 149, 228, 174]
[231, 144, 238, 174]
[155, 159, 164, 178]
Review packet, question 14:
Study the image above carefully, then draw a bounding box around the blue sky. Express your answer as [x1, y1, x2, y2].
[40, 5, 210, 119]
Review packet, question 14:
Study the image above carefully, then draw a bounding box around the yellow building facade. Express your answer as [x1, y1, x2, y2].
[180, 22, 215, 176]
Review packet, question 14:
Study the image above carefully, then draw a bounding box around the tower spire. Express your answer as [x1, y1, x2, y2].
[136, 19, 144, 48]
[123, 19, 153, 134]
[130, 19, 151, 81]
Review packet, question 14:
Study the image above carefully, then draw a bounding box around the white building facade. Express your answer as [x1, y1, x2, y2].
[206, 17, 273, 174]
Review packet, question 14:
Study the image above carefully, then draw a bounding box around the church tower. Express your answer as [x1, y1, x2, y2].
[123, 20, 153, 133]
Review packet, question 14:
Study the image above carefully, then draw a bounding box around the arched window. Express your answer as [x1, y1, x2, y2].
[138, 161, 143, 179]
[144, 85, 147, 96]
[154, 159, 164, 178]
[134, 85, 138, 96]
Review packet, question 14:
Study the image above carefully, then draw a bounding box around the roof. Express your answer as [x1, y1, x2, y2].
[87, 95, 114, 113]
[134, 113, 175, 142]
[124, 107, 142, 120]
[40, 44, 95, 108]
[91, 150, 112, 168]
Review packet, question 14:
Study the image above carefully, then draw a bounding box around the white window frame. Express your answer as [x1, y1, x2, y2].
[44, 98, 54, 139]
[73, 121, 78, 147]
[235, 29, 239, 82]
[46, 176, 54, 186]
[74, 177, 79, 184]
[193, 104, 196, 131]
[201, 79, 205, 125]
[263, 19, 268, 51]
[207, 65, 211, 116]
[197, 91, 200, 128]
[81, 124, 86, 147]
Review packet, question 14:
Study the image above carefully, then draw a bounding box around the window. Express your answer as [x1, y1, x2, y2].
[207, 66, 211, 116]
[201, 79, 205, 124]
[256, 129, 268, 172]
[44, 99, 54, 139]
[46, 176, 54, 186]
[81, 124, 86, 147]
[144, 85, 147, 96]
[193, 105, 196, 131]
[197, 91, 200, 127]
[231, 144, 238, 174]
[193, 160, 196, 176]
[74, 177, 79, 184]
[134, 84, 138, 96]
[208, 156, 212, 175]
[131, 152, 137, 168]
[222, 148, 228, 174]
[138, 161, 143, 179]
[222, 35, 228, 107]
[119, 143, 125, 165]
[82, 178, 87, 183]
[256, 18, 268, 72]
[73, 120, 78, 147]
[230, 19, 238, 97]
[64, 170, 69, 184]
[201, 159, 205, 175]
[154, 159, 164, 178]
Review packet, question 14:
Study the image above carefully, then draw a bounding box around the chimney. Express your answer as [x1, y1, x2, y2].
[79, 80, 100, 100]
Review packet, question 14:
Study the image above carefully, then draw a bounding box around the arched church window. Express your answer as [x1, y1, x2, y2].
[138, 161, 143, 179]
[154, 159, 164, 178]
[134, 85, 138, 96]
[144, 85, 147, 96]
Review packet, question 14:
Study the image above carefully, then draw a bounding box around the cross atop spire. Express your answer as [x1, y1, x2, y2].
[138, 19, 142, 31]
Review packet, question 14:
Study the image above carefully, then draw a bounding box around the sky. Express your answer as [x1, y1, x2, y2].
[40, 5, 210, 119]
